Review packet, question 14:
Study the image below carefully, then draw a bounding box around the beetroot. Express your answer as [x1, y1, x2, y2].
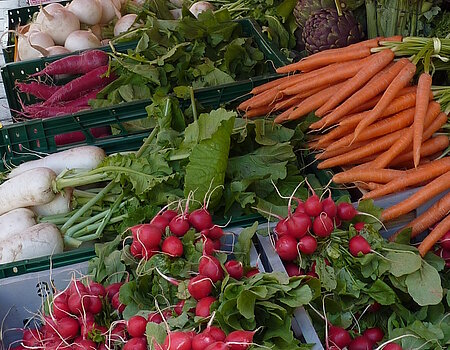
[189, 208, 213, 231]
[349, 235, 371, 257]
[22, 329, 42, 347]
[188, 275, 213, 300]
[202, 236, 215, 255]
[196, 296, 217, 317]
[68, 281, 87, 295]
[275, 235, 298, 261]
[130, 240, 144, 258]
[297, 235, 317, 255]
[199, 255, 224, 282]
[224, 260, 244, 280]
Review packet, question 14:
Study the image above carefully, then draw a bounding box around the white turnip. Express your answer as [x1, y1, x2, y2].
[114, 14, 139, 37]
[190, 1, 215, 18]
[40, 8, 81, 45]
[0, 168, 56, 216]
[32, 188, 73, 216]
[0, 208, 36, 242]
[8, 146, 105, 178]
[35, 3, 65, 25]
[18, 31, 55, 61]
[68, 0, 103, 25]
[64, 30, 101, 52]
[46, 45, 71, 56]
[90, 24, 103, 40]
[99, 0, 120, 24]
[0, 223, 63, 264]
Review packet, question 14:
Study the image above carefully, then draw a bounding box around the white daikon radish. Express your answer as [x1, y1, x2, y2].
[0, 209, 37, 242]
[114, 14, 138, 36]
[40, 8, 80, 45]
[46, 45, 71, 56]
[64, 30, 101, 52]
[32, 188, 73, 217]
[99, 0, 120, 24]
[0, 223, 63, 265]
[18, 31, 55, 61]
[90, 24, 103, 40]
[68, 0, 103, 25]
[8, 146, 106, 178]
[190, 1, 215, 18]
[0, 168, 56, 216]
[35, 3, 65, 24]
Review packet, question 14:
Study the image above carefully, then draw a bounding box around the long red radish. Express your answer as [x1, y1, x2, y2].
[54, 126, 111, 146]
[381, 171, 450, 222]
[310, 58, 410, 129]
[353, 62, 417, 142]
[418, 214, 450, 257]
[332, 168, 404, 184]
[413, 72, 432, 168]
[390, 192, 450, 241]
[316, 49, 394, 116]
[16, 82, 60, 100]
[43, 65, 116, 106]
[363, 158, 450, 200]
[31, 49, 109, 77]
[23, 103, 90, 119]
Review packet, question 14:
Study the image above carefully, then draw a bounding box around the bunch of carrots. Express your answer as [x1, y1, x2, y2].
[238, 36, 450, 257]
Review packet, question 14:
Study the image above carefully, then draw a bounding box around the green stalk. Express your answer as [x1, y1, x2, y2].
[74, 214, 128, 242]
[67, 210, 111, 238]
[55, 173, 110, 192]
[91, 192, 125, 241]
[135, 125, 159, 158]
[190, 87, 198, 122]
[61, 181, 116, 233]
[365, 0, 378, 39]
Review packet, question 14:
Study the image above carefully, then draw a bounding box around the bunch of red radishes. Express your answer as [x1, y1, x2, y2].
[328, 324, 402, 350]
[274, 192, 364, 262]
[434, 230, 450, 269]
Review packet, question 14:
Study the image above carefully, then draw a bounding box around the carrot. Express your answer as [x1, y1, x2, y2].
[276, 46, 371, 74]
[316, 50, 395, 117]
[413, 73, 433, 168]
[237, 87, 280, 111]
[390, 192, 450, 241]
[277, 81, 348, 123]
[274, 86, 323, 111]
[332, 168, 404, 184]
[418, 213, 450, 257]
[370, 101, 441, 169]
[316, 140, 370, 160]
[251, 75, 292, 95]
[368, 182, 382, 190]
[310, 58, 409, 129]
[352, 62, 417, 142]
[390, 136, 450, 167]
[274, 105, 297, 123]
[244, 105, 273, 118]
[317, 129, 405, 169]
[363, 157, 450, 199]
[317, 123, 355, 146]
[381, 171, 450, 222]
[326, 107, 415, 152]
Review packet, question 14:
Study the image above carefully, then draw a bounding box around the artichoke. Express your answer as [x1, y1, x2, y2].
[293, 0, 335, 28]
[302, 8, 364, 54]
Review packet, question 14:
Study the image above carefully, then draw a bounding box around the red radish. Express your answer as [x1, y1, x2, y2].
[22, 329, 42, 346]
[106, 282, 123, 300]
[68, 280, 87, 295]
[73, 339, 97, 349]
[164, 331, 192, 350]
[31, 50, 109, 77]
[349, 335, 374, 350]
[79, 312, 95, 325]
[349, 235, 371, 257]
[127, 315, 147, 338]
[225, 260, 244, 280]
[148, 312, 163, 324]
[189, 208, 213, 231]
[337, 203, 357, 221]
[206, 342, 229, 350]
[188, 275, 213, 300]
[368, 302, 381, 313]
[285, 262, 303, 277]
[174, 300, 185, 315]
[305, 195, 323, 217]
[440, 231, 450, 250]
[297, 235, 317, 254]
[130, 224, 143, 239]
[383, 343, 402, 350]
[335, 217, 342, 228]
[208, 226, 225, 240]
[286, 213, 311, 239]
[322, 197, 337, 218]
[207, 327, 226, 341]
[16, 82, 60, 100]
[312, 214, 334, 237]
[124, 337, 147, 350]
[196, 296, 216, 317]
[111, 292, 125, 313]
[53, 298, 71, 319]
[245, 268, 259, 278]
[110, 323, 127, 342]
[162, 210, 178, 221]
[436, 248, 450, 268]
[57, 317, 80, 339]
[213, 239, 221, 251]
[68, 293, 91, 315]
[225, 330, 254, 350]
[363, 327, 384, 344]
[202, 236, 215, 255]
[274, 218, 289, 236]
[87, 295, 102, 314]
[130, 240, 143, 258]
[294, 200, 306, 214]
[98, 344, 108, 350]
[44, 66, 116, 106]
[141, 246, 157, 260]
[162, 236, 184, 257]
[329, 325, 352, 349]
[169, 215, 191, 236]
[135, 224, 162, 249]
[151, 215, 170, 232]
[276, 235, 298, 261]
[355, 222, 366, 232]
[88, 282, 106, 297]
[193, 332, 217, 350]
[199, 255, 224, 282]
[163, 309, 174, 320]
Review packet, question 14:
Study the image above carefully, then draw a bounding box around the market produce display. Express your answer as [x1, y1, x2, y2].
[0, 1, 449, 350]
